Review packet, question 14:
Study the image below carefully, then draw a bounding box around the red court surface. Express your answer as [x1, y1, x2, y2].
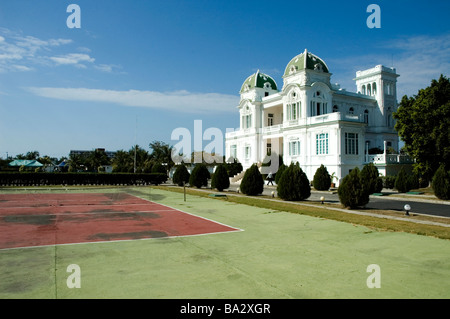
[0, 192, 240, 250]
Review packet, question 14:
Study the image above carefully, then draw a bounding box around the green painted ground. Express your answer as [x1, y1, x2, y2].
[0, 187, 449, 298]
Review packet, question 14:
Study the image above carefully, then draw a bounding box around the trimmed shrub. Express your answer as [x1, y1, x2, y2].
[313, 164, 331, 191]
[277, 163, 311, 201]
[432, 165, 450, 200]
[408, 173, 420, 190]
[172, 164, 190, 186]
[274, 164, 287, 185]
[189, 164, 210, 188]
[240, 164, 264, 195]
[338, 167, 370, 209]
[211, 164, 230, 191]
[0, 172, 167, 186]
[383, 175, 396, 189]
[151, 162, 167, 175]
[360, 163, 382, 194]
[226, 159, 243, 177]
[395, 167, 411, 193]
[374, 177, 383, 193]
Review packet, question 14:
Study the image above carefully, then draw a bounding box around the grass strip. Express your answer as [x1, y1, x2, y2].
[152, 186, 450, 240]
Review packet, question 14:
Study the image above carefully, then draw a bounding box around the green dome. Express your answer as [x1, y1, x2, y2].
[283, 49, 329, 77]
[240, 70, 278, 93]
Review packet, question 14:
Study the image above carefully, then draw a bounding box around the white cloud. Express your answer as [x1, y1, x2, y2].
[328, 33, 450, 98]
[383, 34, 450, 97]
[49, 53, 95, 66]
[26, 87, 239, 114]
[11, 65, 33, 72]
[0, 28, 115, 73]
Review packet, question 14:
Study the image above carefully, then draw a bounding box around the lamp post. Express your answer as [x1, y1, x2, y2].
[404, 204, 411, 216]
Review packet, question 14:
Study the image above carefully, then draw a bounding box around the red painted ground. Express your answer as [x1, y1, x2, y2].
[0, 192, 239, 250]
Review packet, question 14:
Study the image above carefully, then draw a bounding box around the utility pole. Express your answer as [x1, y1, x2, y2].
[134, 116, 137, 173]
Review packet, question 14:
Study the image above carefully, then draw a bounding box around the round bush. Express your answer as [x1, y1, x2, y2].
[432, 165, 450, 200]
[211, 164, 230, 191]
[277, 163, 311, 201]
[360, 163, 381, 194]
[313, 164, 331, 191]
[172, 164, 190, 186]
[189, 164, 210, 188]
[395, 167, 411, 193]
[338, 167, 370, 209]
[240, 164, 264, 195]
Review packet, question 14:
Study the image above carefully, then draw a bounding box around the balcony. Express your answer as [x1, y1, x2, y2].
[308, 112, 364, 125]
[365, 154, 414, 165]
[262, 124, 282, 135]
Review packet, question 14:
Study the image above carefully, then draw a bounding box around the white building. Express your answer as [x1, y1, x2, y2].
[225, 49, 412, 186]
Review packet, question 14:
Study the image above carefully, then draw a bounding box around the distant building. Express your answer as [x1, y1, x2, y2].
[69, 148, 116, 159]
[225, 49, 412, 186]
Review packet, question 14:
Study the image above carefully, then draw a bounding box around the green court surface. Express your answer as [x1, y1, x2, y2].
[0, 187, 449, 298]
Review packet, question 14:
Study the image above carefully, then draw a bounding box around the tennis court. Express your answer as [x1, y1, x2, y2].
[0, 191, 241, 250]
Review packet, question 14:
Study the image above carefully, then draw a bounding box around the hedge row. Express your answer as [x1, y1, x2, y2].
[0, 172, 167, 186]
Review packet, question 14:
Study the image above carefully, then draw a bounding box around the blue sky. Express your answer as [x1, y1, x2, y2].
[0, 0, 449, 158]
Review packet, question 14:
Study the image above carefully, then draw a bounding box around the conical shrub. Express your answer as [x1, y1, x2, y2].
[395, 167, 411, 193]
[360, 163, 382, 194]
[313, 164, 331, 191]
[240, 164, 264, 195]
[277, 163, 311, 201]
[189, 164, 210, 189]
[211, 164, 230, 191]
[338, 167, 370, 209]
[432, 165, 450, 200]
[172, 164, 190, 186]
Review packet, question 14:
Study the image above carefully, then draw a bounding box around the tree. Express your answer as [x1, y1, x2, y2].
[189, 164, 210, 188]
[313, 164, 331, 191]
[240, 164, 264, 196]
[432, 165, 450, 200]
[394, 75, 450, 181]
[338, 167, 370, 209]
[211, 164, 230, 191]
[87, 149, 110, 172]
[395, 167, 411, 193]
[151, 162, 167, 175]
[277, 163, 311, 201]
[172, 164, 190, 186]
[149, 141, 174, 171]
[112, 150, 133, 173]
[360, 163, 382, 194]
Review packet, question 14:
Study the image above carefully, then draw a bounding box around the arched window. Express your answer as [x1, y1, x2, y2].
[372, 82, 377, 95]
[364, 110, 369, 124]
[386, 107, 392, 127]
[349, 107, 354, 115]
[361, 85, 366, 95]
[367, 83, 372, 96]
[332, 105, 339, 112]
[310, 90, 327, 116]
